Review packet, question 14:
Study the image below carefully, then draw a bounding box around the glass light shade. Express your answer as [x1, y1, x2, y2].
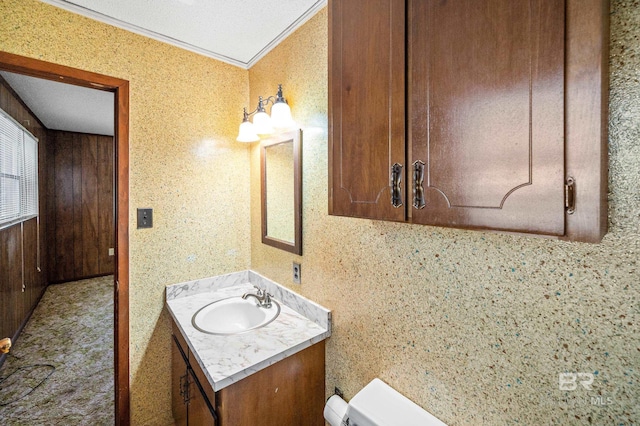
[270, 102, 296, 130]
[253, 110, 273, 135]
[236, 120, 259, 142]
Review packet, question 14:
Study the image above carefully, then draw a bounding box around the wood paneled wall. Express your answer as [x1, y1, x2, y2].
[47, 130, 114, 283]
[0, 77, 48, 343]
[0, 224, 23, 340]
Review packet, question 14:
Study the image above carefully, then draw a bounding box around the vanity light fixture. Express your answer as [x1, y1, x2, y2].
[236, 84, 296, 143]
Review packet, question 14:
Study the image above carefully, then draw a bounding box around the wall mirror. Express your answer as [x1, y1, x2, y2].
[261, 129, 302, 255]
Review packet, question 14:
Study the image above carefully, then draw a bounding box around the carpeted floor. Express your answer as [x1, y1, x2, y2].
[0, 275, 114, 425]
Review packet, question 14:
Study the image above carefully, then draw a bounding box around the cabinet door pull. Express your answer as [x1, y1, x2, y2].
[390, 163, 403, 208]
[565, 177, 576, 215]
[412, 160, 426, 209]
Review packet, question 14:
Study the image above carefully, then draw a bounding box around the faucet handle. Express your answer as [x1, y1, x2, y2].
[253, 285, 265, 296]
[263, 292, 272, 308]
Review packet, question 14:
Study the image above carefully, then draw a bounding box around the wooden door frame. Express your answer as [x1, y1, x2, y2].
[0, 52, 130, 425]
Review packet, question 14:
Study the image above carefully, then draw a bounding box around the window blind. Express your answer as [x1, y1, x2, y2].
[0, 108, 39, 228]
[22, 132, 39, 217]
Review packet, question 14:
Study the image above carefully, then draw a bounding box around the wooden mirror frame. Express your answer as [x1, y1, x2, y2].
[260, 129, 302, 255]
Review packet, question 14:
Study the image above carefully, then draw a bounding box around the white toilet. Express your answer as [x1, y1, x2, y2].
[324, 378, 448, 426]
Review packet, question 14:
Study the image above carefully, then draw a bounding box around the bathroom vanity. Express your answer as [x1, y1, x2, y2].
[166, 270, 331, 425]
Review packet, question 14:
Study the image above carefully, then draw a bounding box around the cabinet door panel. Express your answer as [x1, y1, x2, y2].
[216, 341, 325, 426]
[190, 350, 217, 425]
[329, 0, 405, 221]
[410, 0, 566, 234]
[188, 367, 216, 426]
[172, 334, 188, 426]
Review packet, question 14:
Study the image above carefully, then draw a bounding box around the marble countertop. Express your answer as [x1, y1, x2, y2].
[165, 270, 331, 392]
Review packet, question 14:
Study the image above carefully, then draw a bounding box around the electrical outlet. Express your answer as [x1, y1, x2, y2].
[292, 262, 301, 284]
[137, 208, 153, 229]
[108, 248, 115, 256]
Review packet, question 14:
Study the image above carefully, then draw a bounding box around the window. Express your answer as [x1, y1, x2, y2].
[0, 108, 38, 229]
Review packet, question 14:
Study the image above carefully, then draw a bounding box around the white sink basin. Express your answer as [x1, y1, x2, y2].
[192, 296, 281, 335]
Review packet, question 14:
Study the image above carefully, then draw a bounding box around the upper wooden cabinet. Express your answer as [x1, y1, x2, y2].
[329, 0, 406, 221]
[410, 0, 566, 235]
[328, 0, 609, 243]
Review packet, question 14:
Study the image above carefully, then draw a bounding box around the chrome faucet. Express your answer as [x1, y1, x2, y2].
[242, 286, 272, 308]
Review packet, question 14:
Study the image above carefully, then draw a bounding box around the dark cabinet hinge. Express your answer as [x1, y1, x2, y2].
[565, 177, 575, 215]
[180, 373, 191, 404]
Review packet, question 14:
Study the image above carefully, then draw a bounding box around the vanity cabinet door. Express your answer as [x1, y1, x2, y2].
[408, 0, 566, 235]
[172, 323, 217, 425]
[171, 316, 325, 426]
[171, 330, 189, 426]
[328, 0, 406, 221]
[216, 341, 325, 426]
[189, 347, 217, 426]
[187, 368, 216, 425]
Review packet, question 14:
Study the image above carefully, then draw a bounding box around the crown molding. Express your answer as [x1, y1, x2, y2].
[39, 0, 327, 70]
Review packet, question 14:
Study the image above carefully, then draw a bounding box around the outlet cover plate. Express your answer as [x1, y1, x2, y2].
[292, 262, 301, 284]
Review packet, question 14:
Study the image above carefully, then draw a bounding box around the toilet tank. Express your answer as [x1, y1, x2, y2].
[346, 379, 447, 426]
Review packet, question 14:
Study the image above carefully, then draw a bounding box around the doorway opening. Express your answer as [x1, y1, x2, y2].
[0, 51, 130, 425]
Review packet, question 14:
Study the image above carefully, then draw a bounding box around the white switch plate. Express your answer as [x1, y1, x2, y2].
[108, 248, 115, 256]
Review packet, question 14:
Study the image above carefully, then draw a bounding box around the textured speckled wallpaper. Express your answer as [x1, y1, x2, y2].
[0, 0, 251, 424]
[250, 3, 639, 425]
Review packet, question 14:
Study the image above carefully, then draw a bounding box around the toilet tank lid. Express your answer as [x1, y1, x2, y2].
[346, 379, 447, 426]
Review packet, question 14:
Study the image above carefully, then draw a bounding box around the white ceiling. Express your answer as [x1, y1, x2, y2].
[0, 71, 115, 136]
[1, 1, 327, 136]
[40, 0, 327, 69]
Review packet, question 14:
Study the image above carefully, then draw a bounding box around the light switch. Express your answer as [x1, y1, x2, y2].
[137, 208, 153, 229]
